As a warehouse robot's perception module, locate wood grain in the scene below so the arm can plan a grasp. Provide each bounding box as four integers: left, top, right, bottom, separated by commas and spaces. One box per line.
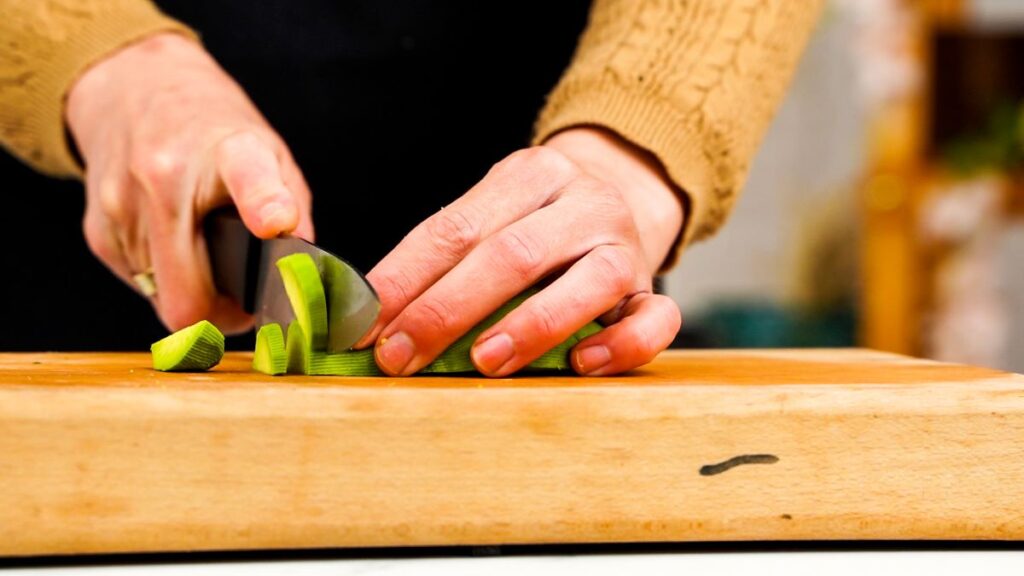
2, 349, 1023, 556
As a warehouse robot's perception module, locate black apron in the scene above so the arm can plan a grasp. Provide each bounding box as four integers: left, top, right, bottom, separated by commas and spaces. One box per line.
0, 1, 590, 349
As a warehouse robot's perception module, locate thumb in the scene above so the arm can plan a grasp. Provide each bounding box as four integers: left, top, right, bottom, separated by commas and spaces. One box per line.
215, 131, 300, 239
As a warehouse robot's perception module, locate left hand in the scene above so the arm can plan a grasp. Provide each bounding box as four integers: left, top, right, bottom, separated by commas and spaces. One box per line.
357, 127, 685, 376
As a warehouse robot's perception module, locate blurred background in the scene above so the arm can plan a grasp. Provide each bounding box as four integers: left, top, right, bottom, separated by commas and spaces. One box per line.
4, 0, 1024, 374
669, 0, 1024, 373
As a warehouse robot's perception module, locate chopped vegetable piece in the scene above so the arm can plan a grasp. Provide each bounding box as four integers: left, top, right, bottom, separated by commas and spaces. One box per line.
285, 321, 311, 375
151, 320, 225, 372
253, 323, 287, 375
420, 291, 602, 374
526, 320, 603, 371
280, 319, 381, 376
271, 252, 604, 376
276, 253, 328, 351
309, 349, 383, 376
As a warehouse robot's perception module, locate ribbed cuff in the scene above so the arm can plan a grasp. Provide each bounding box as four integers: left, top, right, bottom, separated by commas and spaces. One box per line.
533, 77, 718, 272
30, 6, 198, 178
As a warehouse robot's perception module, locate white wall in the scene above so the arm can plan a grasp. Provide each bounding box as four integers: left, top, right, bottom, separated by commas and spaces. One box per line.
665, 7, 868, 316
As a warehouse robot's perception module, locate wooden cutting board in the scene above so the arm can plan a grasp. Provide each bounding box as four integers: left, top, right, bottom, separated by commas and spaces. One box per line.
2, 348, 1023, 556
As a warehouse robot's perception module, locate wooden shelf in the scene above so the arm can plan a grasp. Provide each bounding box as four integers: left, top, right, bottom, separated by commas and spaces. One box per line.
860, 0, 1024, 355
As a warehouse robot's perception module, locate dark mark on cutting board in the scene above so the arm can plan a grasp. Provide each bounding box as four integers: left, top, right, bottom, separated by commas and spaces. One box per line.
699, 454, 779, 476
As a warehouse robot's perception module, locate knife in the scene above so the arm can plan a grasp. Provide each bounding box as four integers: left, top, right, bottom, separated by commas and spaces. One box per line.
204, 208, 381, 352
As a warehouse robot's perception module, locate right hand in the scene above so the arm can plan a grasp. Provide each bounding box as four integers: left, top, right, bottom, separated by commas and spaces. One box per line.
67, 32, 313, 333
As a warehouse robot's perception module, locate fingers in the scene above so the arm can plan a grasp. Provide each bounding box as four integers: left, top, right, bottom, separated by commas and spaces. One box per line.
570, 292, 681, 376
104, 129, 305, 333
216, 131, 303, 239
278, 151, 315, 242
125, 144, 256, 333
357, 146, 579, 349
83, 169, 148, 291
372, 191, 623, 376
82, 149, 135, 281
145, 205, 252, 333
144, 202, 214, 329
84, 174, 218, 331
205, 293, 254, 335
470, 244, 645, 376
82, 208, 134, 287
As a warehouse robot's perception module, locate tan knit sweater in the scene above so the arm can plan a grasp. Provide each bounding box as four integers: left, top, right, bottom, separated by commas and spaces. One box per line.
0, 0, 821, 253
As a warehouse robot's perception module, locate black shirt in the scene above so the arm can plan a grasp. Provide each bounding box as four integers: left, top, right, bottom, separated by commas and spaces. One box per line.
0, 1, 590, 349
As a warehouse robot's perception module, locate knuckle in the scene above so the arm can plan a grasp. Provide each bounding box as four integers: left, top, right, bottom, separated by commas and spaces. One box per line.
216, 130, 276, 172
412, 297, 461, 336
507, 146, 577, 179
218, 130, 264, 156
590, 246, 636, 294
623, 296, 679, 359
491, 229, 547, 280
524, 302, 562, 340
370, 268, 414, 310
82, 216, 117, 263
631, 325, 657, 358
660, 296, 683, 332
131, 147, 186, 191
94, 178, 127, 222
284, 167, 313, 206
425, 209, 480, 260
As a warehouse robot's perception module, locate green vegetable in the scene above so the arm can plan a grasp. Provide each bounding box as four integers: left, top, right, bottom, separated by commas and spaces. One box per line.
283, 319, 382, 376
150, 320, 225, 372
276, 253, 328, 351
268, 254, 603, 376
309, 348, 383, 376
253, 323, 287, 375
285, 321, 311, 375
420, 292, 602, 374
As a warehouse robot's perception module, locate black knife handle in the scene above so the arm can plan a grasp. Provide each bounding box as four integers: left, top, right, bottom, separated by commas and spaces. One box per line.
204, 207, 262, 313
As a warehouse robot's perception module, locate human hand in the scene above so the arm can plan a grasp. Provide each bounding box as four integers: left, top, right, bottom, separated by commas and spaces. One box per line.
67, 33, 313, 333
358, 127, 684, 376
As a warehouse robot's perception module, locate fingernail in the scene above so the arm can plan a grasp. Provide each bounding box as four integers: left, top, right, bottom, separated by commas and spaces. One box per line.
259, 200, 296, 232
354, 333, 373, 350
354, 326, 380, 350
472, 333, 515, 375
376, 331, 416, 375
575, 345, 611, 375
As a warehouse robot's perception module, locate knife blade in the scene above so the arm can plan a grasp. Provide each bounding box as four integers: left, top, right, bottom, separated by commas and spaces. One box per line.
204, 208, 380, 352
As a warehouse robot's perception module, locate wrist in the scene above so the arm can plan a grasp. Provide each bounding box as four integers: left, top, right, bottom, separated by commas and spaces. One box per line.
543, 127, 684, 273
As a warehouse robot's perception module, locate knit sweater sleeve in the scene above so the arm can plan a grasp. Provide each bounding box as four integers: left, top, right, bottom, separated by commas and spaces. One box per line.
0, 0, 196, 178
534, 0, 824, 267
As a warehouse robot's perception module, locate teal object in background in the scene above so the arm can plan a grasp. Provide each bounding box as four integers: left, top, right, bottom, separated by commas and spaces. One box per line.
690, 300, 856, 349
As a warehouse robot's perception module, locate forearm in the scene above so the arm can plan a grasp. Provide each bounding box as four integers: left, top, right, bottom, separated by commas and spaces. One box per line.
535, 0, 824, 269
0, 0, 196, 178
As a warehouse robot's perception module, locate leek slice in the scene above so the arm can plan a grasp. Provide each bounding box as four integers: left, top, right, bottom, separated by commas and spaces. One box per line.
271, 253, 603, 376
253, 323, 287, 375
151, 320, 225, 372
276, 253, 328, 351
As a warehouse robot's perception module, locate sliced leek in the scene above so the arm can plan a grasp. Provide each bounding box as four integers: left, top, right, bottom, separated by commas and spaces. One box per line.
253, 323, 287, 375
285, 321, 311, 375
276, 253, 328, 351
309, 348, 382, 376
151, 320, 225, 372
267, 253, 604, 376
